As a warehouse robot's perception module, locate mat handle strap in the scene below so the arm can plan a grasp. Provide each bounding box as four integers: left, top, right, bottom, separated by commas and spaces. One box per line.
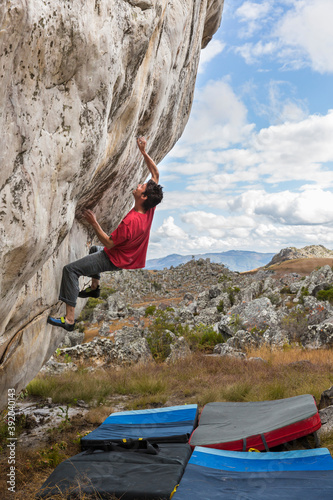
261, 433, 269, 452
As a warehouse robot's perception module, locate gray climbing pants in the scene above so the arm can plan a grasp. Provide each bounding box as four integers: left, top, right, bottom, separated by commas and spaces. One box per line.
59, 246, 120, 307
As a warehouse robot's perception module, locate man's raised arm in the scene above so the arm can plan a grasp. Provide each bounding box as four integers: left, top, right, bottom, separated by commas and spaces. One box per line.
137, 136, 159, 184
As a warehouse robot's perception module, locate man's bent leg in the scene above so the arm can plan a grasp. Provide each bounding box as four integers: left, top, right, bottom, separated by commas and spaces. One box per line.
48, 248, 119, 331
80, 246, 104, 295
59, 248, 117, 308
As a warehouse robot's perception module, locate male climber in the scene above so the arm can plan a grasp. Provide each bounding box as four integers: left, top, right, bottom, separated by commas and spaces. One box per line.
47, 136, 163, 331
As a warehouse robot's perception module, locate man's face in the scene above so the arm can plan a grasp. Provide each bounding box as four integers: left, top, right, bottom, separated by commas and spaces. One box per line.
133, 183, 147, 198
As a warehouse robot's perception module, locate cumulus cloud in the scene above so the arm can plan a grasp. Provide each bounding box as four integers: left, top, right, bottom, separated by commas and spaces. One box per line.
253, 111, 333, 184
229, 189, 333, 225
182, 211, 256, 238
155, 216, 187, 239
175, 79, 254, 151
179, 109, 333, 192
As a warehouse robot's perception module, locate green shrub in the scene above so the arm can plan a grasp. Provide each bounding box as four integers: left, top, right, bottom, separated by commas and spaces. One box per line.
229, 313, 244, 333
145, 305, 157, 317
184, 324, 224, 352
317, 288, 333, 304
216, 300, 225, 313
298, 286, 309, 304
152, 281, 162, 291
227, 286, 240, 306
146, 329, 174, 362
100, 285, 116, 300
218, 275, 232, 284
281, 309, 308, 342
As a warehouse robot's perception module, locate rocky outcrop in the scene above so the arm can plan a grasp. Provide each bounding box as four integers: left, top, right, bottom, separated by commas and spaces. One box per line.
0, 0, 224, 408
267, 245, 333, 267
58, 327, 153, 366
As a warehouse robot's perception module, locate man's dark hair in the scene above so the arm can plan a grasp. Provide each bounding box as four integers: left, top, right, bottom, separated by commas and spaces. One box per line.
143, 179, 163, 210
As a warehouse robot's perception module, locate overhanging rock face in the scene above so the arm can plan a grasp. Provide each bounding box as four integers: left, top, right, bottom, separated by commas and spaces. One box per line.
0, 0, 224, 407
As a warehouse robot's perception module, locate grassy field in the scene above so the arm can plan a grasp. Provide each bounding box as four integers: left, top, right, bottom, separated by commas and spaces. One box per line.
1, 347, 333, 499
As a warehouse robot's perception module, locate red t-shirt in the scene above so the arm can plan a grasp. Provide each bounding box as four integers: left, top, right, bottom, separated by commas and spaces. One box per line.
104, 207, 155, 269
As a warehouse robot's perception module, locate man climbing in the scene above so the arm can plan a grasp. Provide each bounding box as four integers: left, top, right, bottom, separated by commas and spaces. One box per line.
47, 136, 163, 331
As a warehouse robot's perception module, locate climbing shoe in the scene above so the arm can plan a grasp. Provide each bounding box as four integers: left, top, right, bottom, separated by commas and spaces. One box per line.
47, 316, 75, 332
78, 286, 100, 298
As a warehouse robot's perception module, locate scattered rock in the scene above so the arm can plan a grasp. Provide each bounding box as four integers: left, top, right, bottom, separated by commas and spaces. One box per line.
213, 343, 246, 359
14, 402, 89, 448
166, 337, 191, 363
247, 357, 267, 363
319, 386, 333, 410
40, 357, 78, 374
318, 405, 333, 435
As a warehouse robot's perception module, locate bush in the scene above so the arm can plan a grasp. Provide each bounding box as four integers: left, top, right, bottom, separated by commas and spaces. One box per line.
298, 286, 309, 304
281, 309, 308, 342
152, 281, 162, 291
100, 285, 116, 300
146, 329, 174, 362
317, 288, 333, 304
145, 305, 157, 317
216, 300, 225, 313
227, 286, 240, 306
184, 324, 224, 352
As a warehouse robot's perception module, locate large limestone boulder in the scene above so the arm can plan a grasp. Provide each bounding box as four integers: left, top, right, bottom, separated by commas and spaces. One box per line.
0, 0, 224, 408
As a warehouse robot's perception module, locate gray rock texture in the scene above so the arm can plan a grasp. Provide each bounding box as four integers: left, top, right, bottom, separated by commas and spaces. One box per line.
319, 385, 333, 410
58, 327, 153, 366
0, 0, 224, 408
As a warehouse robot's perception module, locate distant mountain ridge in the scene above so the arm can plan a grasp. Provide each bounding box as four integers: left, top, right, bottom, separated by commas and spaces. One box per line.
145, 250, 276, 272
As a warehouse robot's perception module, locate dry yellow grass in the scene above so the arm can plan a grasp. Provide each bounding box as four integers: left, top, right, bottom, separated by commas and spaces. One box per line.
247, 344, 333, 366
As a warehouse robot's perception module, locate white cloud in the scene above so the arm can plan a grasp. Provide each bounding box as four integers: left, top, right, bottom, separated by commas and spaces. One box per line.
229, 189, 333, 225
253, 111, 333, 184
235, 1, 274, 37
198, 40, 225, 74
255, 80, 309, 125
234, 0, 333, 74
174, 79, 254, 152
182, 211, 256, 238
235, 41, 277, 64
276, 0, 333, 73
163, 161, 218, 176
155, 216, 187, 239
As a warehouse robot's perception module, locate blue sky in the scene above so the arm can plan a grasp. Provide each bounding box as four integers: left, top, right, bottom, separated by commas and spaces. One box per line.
147, 0, 333, 260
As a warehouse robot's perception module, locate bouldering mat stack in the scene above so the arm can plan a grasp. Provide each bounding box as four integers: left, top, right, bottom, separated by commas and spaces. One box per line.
172, 446, 333, 500
81, 404, 199, 450
189, 395, 321, 451
37, 404, 198, 499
